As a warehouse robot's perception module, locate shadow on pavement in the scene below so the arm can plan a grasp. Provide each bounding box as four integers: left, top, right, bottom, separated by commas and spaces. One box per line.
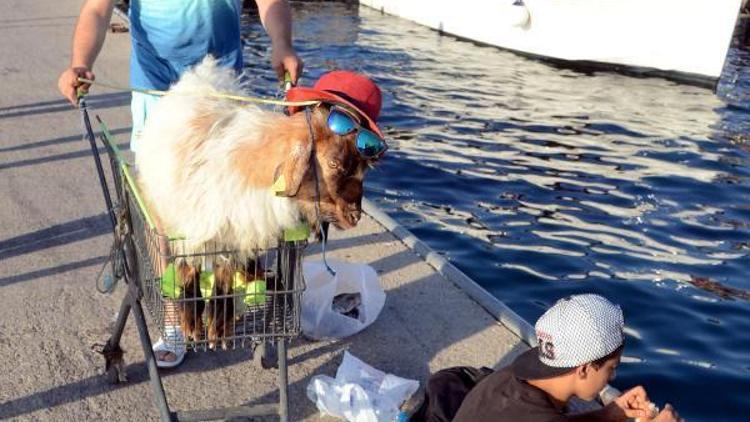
0, 92, 130, 120
0, 255, 107, 287
0, 127, 131, 154
0, 214, 110, 262
0, 142, 130, 171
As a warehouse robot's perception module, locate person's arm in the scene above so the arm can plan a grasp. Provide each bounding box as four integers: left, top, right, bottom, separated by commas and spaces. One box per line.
57, 0, 116, 105
255, 0, 303, 84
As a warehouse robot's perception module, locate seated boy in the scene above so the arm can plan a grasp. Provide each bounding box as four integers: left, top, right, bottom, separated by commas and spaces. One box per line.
417, 294, 682, 422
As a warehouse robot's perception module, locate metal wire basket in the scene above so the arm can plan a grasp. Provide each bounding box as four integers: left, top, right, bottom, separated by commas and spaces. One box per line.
109, 132, 306, 353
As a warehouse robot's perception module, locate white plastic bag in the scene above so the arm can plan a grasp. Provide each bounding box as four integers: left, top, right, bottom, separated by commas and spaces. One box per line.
306, 351, 419, 422
302, 258, 386, 340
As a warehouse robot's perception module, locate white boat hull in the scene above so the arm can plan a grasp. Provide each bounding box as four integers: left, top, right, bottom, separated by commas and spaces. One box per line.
360, 0, 742, 83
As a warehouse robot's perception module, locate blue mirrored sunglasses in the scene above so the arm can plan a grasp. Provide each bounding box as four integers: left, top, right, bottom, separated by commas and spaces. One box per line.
326, 106, 388, 159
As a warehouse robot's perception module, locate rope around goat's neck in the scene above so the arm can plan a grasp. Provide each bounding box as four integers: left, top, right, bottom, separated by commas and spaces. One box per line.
305, 108, 336, 276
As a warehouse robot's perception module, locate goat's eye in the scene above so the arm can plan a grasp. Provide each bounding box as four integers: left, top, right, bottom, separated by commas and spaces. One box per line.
328, 159, 341, 170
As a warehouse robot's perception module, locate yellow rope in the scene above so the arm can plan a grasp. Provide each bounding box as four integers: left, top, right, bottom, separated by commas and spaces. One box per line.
76, 77, 320, 107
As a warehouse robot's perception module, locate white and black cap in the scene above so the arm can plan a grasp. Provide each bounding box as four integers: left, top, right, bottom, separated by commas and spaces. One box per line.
512, 294, 625, 380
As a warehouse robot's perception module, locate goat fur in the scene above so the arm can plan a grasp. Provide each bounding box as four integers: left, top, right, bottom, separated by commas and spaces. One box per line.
136, 57, 308, 254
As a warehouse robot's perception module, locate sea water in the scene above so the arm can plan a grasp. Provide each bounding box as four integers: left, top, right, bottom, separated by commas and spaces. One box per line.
242, 4, 750, 420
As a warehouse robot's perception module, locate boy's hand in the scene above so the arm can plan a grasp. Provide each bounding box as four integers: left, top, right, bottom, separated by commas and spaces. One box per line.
612, 386, 653, 419
58, 66, 95, 105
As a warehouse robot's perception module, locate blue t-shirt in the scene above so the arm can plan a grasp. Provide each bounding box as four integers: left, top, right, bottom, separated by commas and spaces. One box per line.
129, 0, 243, 90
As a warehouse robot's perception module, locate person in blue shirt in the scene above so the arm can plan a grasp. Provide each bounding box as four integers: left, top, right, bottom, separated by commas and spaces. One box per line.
57, 0, 303, 368
57, 0, 303, 152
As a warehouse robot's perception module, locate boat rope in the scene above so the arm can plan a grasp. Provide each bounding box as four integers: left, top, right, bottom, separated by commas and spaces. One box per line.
76, 77, 321, 107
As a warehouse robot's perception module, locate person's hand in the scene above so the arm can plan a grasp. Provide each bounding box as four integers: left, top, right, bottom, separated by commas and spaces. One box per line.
58, 66, 95, 105
611, 386, 654, 420
652, 404, 683, 422
271, 45, 303, 86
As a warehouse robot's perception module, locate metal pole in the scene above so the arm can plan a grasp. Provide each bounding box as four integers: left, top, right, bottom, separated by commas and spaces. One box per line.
131, 298, 174, 421
278, 339, 289, 422
108, 294, 132, 346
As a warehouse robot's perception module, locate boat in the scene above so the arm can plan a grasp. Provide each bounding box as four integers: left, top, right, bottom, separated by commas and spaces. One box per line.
359, 0, 744, 87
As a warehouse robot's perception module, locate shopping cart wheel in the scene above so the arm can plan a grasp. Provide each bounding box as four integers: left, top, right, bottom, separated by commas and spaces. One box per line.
254, 341, 278, 369
105, 360, 127, 384
93, 342, 128, 384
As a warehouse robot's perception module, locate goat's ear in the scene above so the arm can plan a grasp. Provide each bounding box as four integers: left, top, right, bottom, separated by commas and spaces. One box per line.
272, 137, 312, 197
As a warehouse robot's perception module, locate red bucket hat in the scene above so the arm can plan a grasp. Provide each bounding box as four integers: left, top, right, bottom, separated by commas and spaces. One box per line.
286, 71, 384, 138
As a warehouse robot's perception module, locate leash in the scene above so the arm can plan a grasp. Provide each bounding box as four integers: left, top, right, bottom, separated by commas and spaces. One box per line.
76, 77, 320, 107
305, 107, 336, 276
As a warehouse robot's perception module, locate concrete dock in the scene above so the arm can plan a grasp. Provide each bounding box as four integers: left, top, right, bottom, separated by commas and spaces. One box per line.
0, 1, 530, 420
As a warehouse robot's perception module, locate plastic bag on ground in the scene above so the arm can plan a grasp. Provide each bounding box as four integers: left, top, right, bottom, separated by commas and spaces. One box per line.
307, 351, 420, 422
302, 258, 386, 340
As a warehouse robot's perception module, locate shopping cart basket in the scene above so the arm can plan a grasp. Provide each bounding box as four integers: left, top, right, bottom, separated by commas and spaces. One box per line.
80, 101, 307, 421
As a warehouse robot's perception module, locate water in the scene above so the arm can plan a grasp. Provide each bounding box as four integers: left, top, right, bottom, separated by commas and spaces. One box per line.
242, 4, 750, 420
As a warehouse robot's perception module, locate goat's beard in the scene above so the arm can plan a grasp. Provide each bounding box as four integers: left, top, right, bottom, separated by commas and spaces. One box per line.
293, 170, 363, 232
296, 200, 334, 236
296, 198, 360, 232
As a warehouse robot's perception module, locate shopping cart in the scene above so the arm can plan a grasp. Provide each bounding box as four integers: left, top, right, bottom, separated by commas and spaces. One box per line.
80, 100, 307, 421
